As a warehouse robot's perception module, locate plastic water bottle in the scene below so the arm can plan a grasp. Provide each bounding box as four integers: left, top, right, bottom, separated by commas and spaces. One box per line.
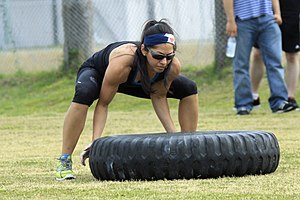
226, 37, 236, 58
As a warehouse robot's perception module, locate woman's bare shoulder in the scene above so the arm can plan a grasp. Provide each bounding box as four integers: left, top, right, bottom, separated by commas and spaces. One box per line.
169, 57, 181, 75
109, 43, 137, 61
106, 43, 138, 84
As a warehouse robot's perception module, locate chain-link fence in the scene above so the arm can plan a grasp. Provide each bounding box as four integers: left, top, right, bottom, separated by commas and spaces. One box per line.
0, 0, 227, 74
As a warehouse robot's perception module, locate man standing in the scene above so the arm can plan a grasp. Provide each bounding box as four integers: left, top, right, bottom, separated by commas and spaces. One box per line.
250, 0, 300, 110
223, 0, 297, 115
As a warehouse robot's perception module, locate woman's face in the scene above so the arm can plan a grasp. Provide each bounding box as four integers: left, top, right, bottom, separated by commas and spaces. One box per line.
144, 43, 175, 73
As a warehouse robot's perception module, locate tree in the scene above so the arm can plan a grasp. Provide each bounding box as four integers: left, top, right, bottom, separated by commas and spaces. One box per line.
214, 0, 230, 70
62, 0, 93, 72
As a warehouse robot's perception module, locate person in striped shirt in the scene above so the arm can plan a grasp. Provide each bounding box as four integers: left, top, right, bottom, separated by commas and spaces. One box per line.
223, 0, 297, 115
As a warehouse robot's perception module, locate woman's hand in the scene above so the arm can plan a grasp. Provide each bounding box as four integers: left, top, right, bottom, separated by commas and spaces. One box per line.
80, 143, 92, 166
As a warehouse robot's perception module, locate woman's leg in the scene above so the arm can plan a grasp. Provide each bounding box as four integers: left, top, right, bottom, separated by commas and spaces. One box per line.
62, 102, 89, 154
56, 68, 101, 180
178, 94, 198, 132
167, 75, 198, 132
61, 68, 100, 154
56, 102, 88, 180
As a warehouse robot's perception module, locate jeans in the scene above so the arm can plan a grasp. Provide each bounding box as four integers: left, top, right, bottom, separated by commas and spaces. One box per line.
233, 14, 288, 112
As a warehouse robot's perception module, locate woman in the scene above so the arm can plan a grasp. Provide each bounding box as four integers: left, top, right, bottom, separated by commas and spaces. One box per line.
55, 19, 199, 180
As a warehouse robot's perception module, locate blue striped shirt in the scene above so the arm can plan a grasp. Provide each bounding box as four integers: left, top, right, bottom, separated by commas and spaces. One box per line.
234, 0, 274, 20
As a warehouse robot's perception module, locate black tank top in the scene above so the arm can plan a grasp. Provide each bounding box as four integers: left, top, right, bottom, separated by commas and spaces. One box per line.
80, 41, 166, 87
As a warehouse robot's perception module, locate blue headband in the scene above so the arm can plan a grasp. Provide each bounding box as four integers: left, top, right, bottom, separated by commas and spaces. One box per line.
144, 33, 176, 46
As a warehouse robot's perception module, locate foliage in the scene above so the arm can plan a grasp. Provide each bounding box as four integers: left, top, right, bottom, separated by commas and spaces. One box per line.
0, 64, 231, 116
0, 69, 74, 115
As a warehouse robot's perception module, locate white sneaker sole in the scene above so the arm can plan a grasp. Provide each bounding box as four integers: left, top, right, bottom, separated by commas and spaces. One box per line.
56, 174, 76, 181
273, 106, 294, 113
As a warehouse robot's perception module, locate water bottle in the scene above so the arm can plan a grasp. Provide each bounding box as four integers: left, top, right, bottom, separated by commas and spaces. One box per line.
226, 37, 236, 58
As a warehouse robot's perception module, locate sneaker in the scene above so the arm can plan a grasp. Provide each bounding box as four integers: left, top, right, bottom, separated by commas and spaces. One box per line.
288, 97, 299, 110
237, 108, 250, 115
55, 155, 76, 180
253, 97, 261, 108
272, 101, 297, 113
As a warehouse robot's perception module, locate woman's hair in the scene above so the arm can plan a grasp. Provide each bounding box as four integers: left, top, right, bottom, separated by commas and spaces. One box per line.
133, 19, 177, 95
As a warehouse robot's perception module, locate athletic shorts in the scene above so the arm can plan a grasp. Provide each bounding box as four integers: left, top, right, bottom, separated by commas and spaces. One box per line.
72, 67, 198, 106
253, 14, 300, 52
280, 14, 300, 53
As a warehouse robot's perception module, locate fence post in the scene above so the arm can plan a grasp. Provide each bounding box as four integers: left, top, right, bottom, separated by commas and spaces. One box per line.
3, 0, 14, 50
147, 0, 155, 19
62, 0, 93, 72
52, 0, 58, 45
214, 0, 229, 70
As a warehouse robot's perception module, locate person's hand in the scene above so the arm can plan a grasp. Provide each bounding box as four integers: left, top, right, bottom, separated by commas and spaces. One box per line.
225, 20, 238, 37
274, 14, 282, 25
80, 143, 92, 166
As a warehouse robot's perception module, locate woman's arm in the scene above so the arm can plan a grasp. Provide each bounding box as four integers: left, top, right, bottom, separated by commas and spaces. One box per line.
92, 50, 133, 140
80, 51, 133, 166
150, 58, 180, 133
92, 69, 119, 140
151, 82, 176, 132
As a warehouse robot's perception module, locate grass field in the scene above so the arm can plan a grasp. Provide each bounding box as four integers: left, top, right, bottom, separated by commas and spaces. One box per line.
0, 66, 299, 199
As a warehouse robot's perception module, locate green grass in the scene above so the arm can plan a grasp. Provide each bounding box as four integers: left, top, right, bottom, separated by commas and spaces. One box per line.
0, 65, 299, 199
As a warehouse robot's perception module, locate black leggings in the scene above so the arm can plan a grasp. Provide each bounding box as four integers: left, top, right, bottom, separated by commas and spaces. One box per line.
72, 68, 198, 106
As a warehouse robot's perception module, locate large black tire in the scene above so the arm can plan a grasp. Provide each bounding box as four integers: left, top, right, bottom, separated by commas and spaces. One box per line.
89, 131, 280, 181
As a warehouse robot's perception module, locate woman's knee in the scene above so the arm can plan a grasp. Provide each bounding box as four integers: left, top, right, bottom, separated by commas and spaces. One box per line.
73, 82, 99, 106
73, 68, 101, 106
179, 78, 198, 99
169, 76, 198, 99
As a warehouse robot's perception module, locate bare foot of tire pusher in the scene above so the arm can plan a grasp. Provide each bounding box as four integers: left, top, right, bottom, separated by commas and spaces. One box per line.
89, 131, 280, 181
